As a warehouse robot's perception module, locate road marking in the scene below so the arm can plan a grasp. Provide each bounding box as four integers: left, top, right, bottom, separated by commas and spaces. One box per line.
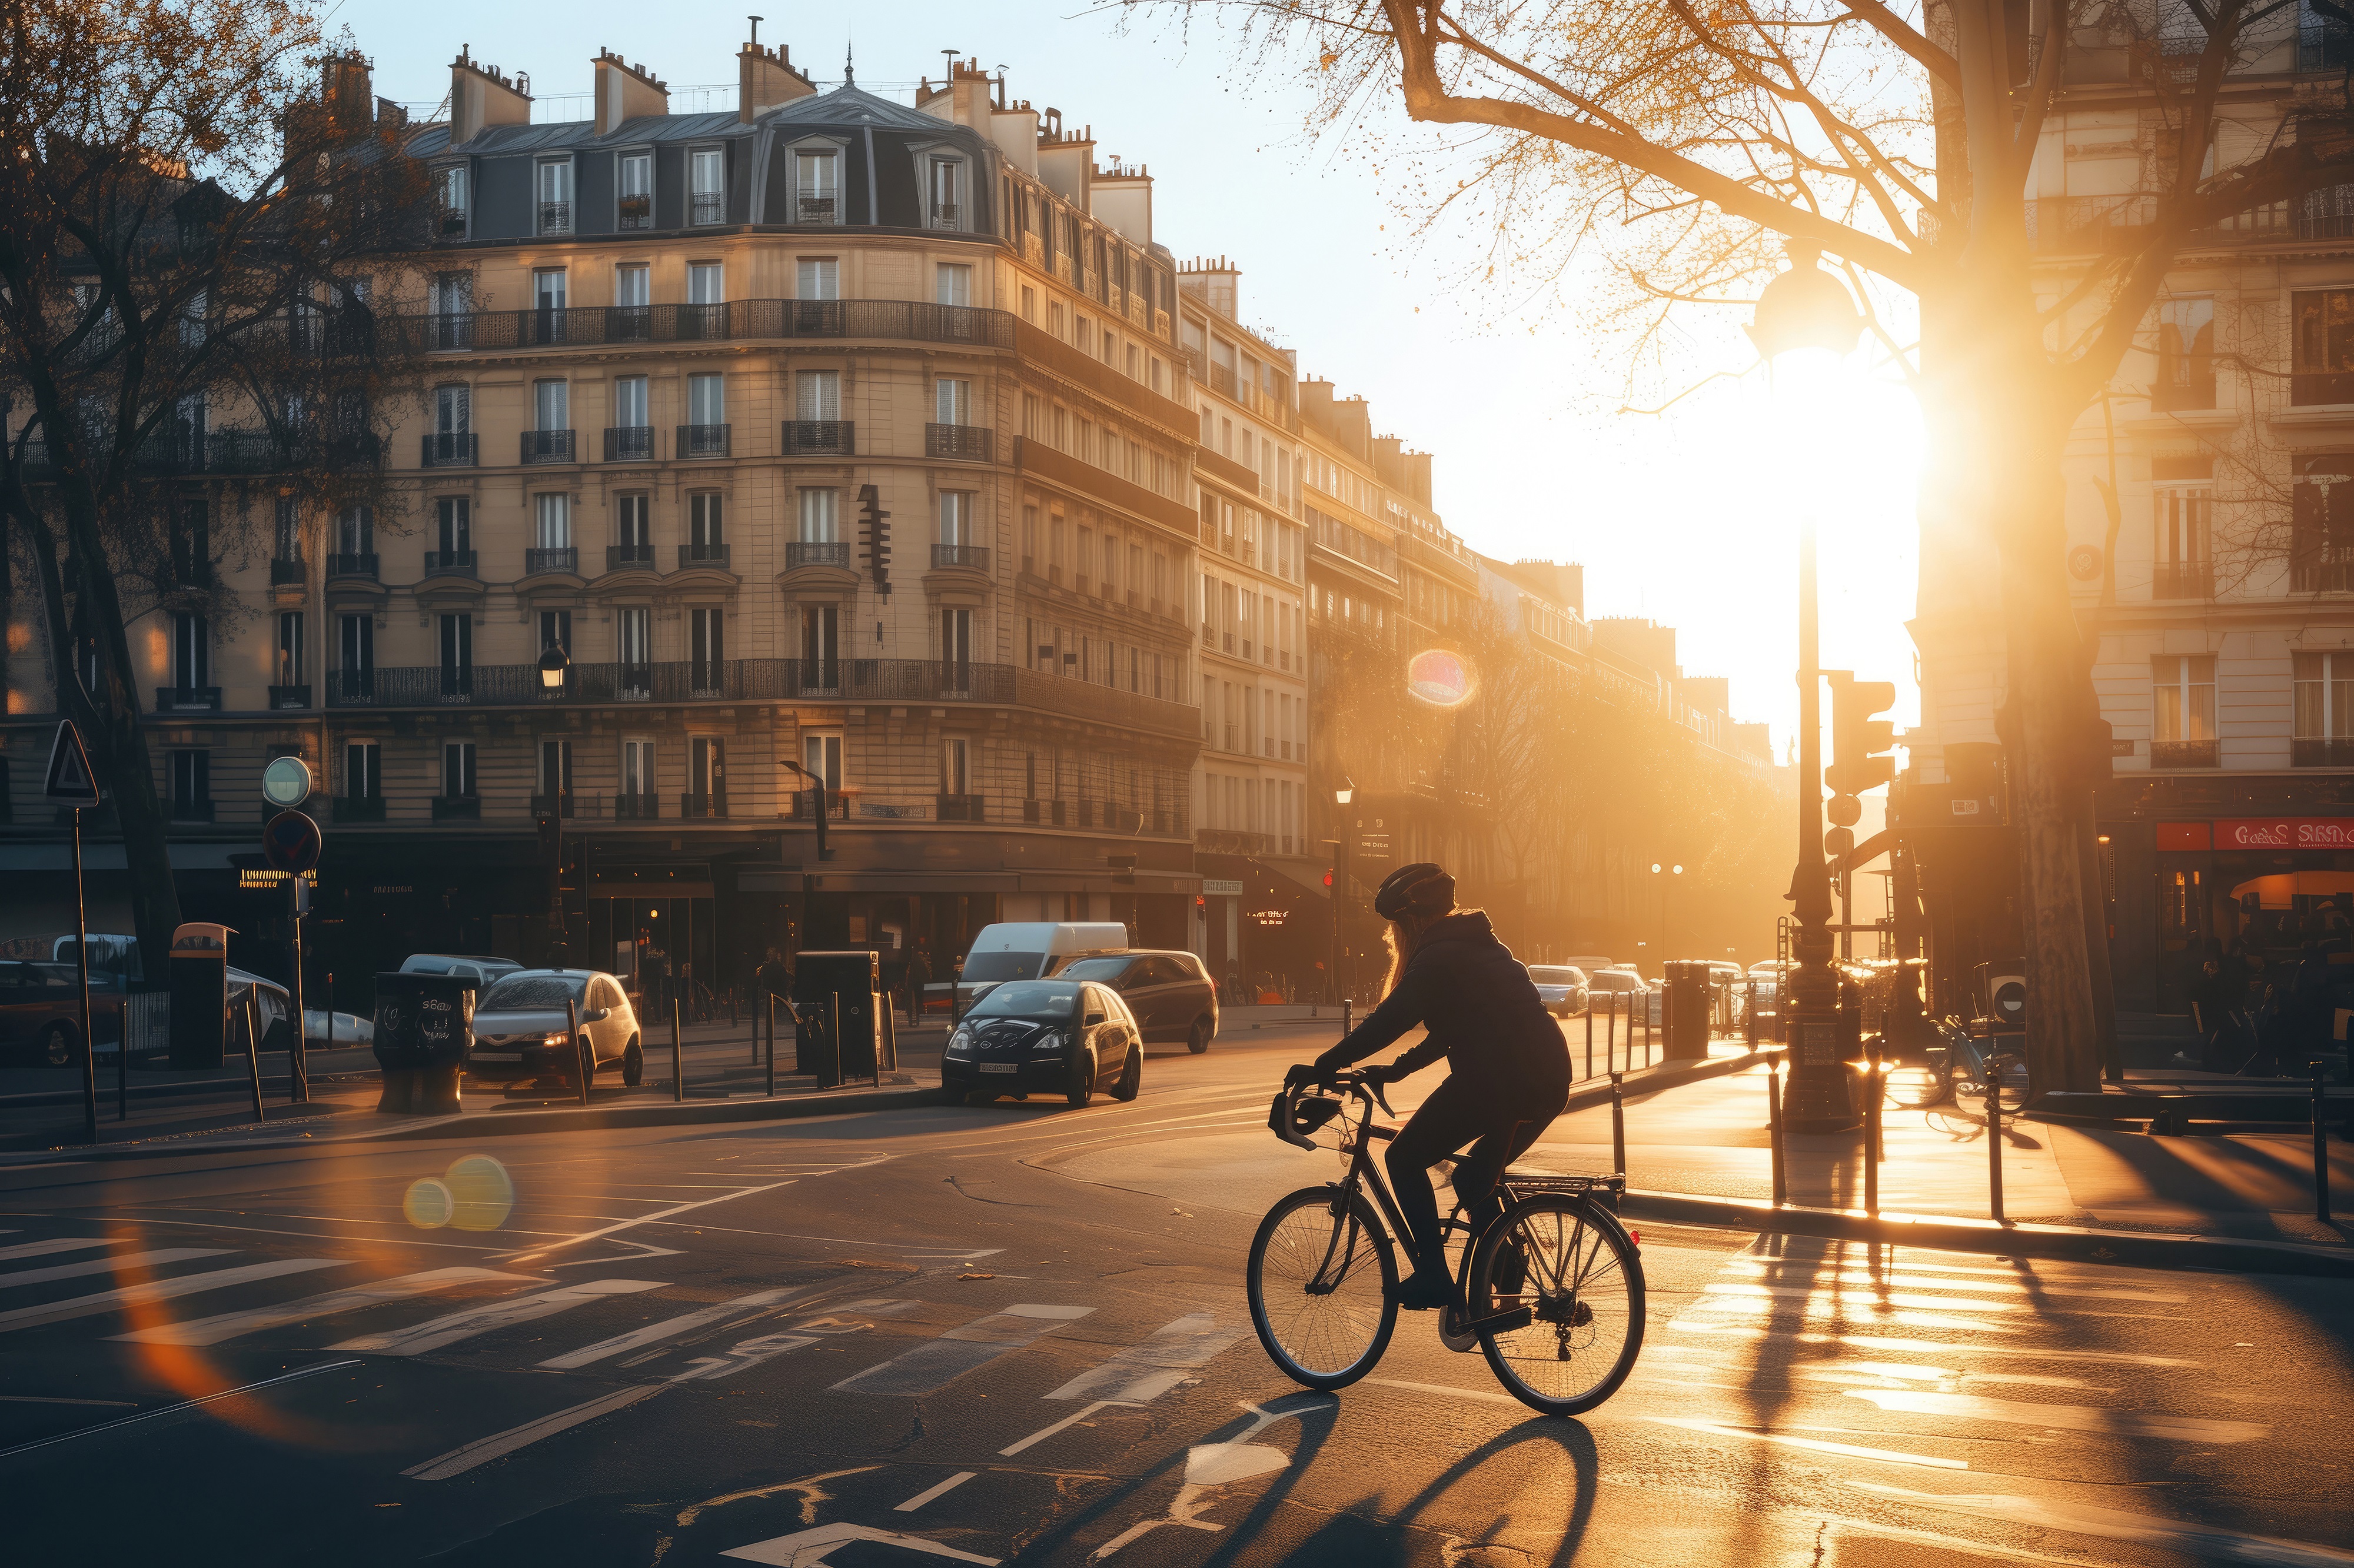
0, 1360, 359, 1460
999, 1399, 1138, 1456
668, 1333, 820, 1381
833, 1304, 1095, 1398
1842, 1387, 2269, 1443
401, 1384, 666, 1481
1087, 1398, 1331, 1562
894, 1471, 979, 1512
1700, 1281, 2023, 1313
1847, 1482, 2354, 1566
333, 1279, 664, 1355
0, 1257, 346, 1333
1364, 1377, 1530, 1410
538, 1283, 829, 1369
0, 1247, 232, 1289
0, 1237, 111, 1263
1645, 1416, 1969, 1469
500, 1181, 799, 1265
1046, 1313, 1244, 1403
1727, 1263, 2186, 1304
111, 1267, 543, 1346
722, 1522, 999, 1565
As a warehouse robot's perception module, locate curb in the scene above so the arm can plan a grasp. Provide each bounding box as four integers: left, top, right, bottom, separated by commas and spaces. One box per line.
1562, 1047, 1768, 1114
1618, 1189, 2354, 1279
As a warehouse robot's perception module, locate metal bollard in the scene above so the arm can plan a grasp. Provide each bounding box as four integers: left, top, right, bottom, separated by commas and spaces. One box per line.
1865, 1040, 1883, 1217
764, 996, 776, 1097
243, 991, 267, 1124
1766, 1049, 1787, 1206
1610, 1069, 1627, 1177
1584, 1003, 1594, 1080
2317, 1060, 2334, 1226
1987, 1053, 2006, 1226
1607, 995, 1618, 1074
1342, 998, 1352, 1038
569, 996, 590, 1107
671, 999, 684, 1103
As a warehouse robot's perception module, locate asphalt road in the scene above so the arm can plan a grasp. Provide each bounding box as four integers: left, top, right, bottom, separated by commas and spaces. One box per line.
2, 1024, 2349, 1566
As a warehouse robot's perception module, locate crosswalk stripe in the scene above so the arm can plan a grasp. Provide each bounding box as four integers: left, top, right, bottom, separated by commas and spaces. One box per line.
1842, 1387, 2270, 1444
0, 1238, 111, 1263
109, 1268, 544, 1346
1045, 1313, 1245, 1403
538, 1282, 824, 1369
401, 1384, 666, 1481
331, 1279, 665, 1356
0, 1248, 232, 1290
0, 1259, 346, 1334
833, 1304, 1094, 1397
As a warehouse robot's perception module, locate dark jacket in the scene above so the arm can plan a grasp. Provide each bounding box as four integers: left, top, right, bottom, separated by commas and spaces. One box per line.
1313, 911, 1568, 1092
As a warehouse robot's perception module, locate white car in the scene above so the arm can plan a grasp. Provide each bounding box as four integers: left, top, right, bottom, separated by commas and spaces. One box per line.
464, 969, 643, 1086
1525, 965, 1590, 1017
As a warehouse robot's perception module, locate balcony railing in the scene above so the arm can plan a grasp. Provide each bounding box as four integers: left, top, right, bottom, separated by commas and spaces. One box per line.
421, 432, 477, 467
680, 541, 731, 569
423, 548, 477, 578
387, 299, 1016, 357
929, 201, 959, 231
538, 200, 572, 235
782, 420, 853, 455
332, 795, 385, 823
521, 429, 576, 464
431, 795, 481, 821
326, 551, 378, 580
937, 794, 985, 821
2150, 738, 2220, 769
681, 790, 729, 819
524, 547, 579, 577
2305, 21, 2354, 72
926, 424, 992, 461
931, 544, 990, 572
795, 195, 836, 224
790, 791, 852, 821
2153, 561, 2211, 600
529, 792, 576, 820
155, 687, 221, 712
2294, 737, 2354, 768
786, 540, 849, 570
690, 191, 724, 225
270, 557, 305, 585
617, 195, 651, 231
2293, 557, 2354, 592
604, 425, 653, 462
607, 543, 657, 572
169, 798, 217, 823
677, 422, 731, 458
270, 684, 311, 710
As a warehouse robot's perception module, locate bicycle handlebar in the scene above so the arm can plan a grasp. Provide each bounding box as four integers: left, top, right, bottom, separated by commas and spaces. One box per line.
1274, 1068, 1393, 1150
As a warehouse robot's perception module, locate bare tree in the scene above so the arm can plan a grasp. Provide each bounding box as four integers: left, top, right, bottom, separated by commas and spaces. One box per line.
1, 0, 427, 971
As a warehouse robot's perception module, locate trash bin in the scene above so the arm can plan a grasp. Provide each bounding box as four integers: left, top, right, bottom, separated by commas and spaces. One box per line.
371, 970, 473, 1114
793, 950, 883, 1088
1662, 960, 1711, 1061
168, 923, 234, 1069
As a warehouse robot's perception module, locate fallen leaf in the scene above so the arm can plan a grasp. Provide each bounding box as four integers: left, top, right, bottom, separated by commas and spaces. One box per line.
959, 1271, 996, 1281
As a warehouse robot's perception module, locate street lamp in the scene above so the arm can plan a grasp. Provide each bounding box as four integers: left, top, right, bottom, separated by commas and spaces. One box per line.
537, 639, 570, 693
1329, 778, 1356, 1006
1650, 862, 1683, 975
1752, 239, 1864, 1133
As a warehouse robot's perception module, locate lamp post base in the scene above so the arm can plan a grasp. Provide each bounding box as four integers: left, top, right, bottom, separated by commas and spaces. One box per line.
1781, 1007, 1861, 1133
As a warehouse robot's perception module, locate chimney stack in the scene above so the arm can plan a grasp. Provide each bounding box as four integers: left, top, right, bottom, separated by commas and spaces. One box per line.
739, 39, 814, 119
449, 48, 531, 145
593, 49, 668, 135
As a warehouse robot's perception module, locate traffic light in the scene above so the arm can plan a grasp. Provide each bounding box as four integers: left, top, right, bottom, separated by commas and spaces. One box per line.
857, 483, 892, 595
1825, 671, 1899, 828
1108, 854, 1136, 887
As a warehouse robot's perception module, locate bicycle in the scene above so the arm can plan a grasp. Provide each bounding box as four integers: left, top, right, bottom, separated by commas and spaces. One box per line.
1248, 1070, 1645, 1417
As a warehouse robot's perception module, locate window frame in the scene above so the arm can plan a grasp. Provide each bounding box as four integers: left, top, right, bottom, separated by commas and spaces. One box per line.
615, 148, 654, 231
784, 136, 850, 227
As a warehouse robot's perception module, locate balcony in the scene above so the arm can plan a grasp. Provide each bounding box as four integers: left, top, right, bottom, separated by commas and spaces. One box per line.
677, 422, 731, 458
2149, 377, 2216, 414
2293, 558, 2354, 593
332, 795, 385, 823
607, 543, 657, 573
795, 195, 837, 224
618, 194, 651, 231
786, 541, 850, 570
782, 420, 853, 456
538, 200, 571, 235
329, 668, 375, 703
614, 791, 660, 820
929, 201, 959, 231
930, 544, 990, 572
2150, 739, 2220, 769
679, 541, 731, 569
936, 793, 985, 822
528, 792, 576, 820
690, 191, 724, 226
521, 430, 576, 465
421, 432, 477, 468
431, 795, 481, 821
422, 548, 477, 578
524, 547, 580, 578
2293, 372, 2354, 408
1023, 799, 1066, 825
389, 299, 1016, 357
681, 790, 729, 820
169, 798, 216, 823
790, 791, 850, 820
438, 209, 468, 240
270, 684, 311, 710
154, 687, 221, 712
926, 424, 992, 462
604, 425, 653, 462
2294, 737, 2354, 768
2153, 561, 2211, 600
270, 557, 305, 585
677, 304, 730, 341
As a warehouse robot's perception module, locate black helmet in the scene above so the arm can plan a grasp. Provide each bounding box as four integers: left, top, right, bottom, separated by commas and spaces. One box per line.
1374, 862, 1455, 921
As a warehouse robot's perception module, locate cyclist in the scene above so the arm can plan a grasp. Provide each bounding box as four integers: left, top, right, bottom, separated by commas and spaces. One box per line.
1286, 861, 1570, 1310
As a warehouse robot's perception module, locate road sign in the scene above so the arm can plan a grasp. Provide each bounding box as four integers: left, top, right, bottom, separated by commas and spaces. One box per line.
262, 810, 323, 875
261, 755, 312, 808
43, 720, 99, 805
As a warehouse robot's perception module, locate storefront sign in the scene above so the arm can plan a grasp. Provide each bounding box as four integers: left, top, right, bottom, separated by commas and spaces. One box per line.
238, 869, 318, 888
2213, 818, 2354, 849
1202, 878, 1244, 896
2156, 822, 2212, 851
1246, 907, 1290, 927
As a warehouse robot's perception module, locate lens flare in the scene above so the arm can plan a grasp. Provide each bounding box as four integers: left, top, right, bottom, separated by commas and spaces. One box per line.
1407, 648, 1477, 709
403, 1177, 454, 1229
444, 1154, 515, 1231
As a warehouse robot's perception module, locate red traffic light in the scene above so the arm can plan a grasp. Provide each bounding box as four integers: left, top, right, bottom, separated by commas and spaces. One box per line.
1323, 870, 1334, 887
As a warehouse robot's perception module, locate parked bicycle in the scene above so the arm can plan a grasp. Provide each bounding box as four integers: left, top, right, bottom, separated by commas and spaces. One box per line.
1249, 1070, 1645, 1417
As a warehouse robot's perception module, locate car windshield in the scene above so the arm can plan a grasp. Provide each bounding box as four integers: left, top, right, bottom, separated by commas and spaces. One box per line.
1527, 967, 1580, 984
967, 981, 1079, 1019
1057, 957, 1131, 981
962, 950, 1046, 983
480, 974, 589, 1010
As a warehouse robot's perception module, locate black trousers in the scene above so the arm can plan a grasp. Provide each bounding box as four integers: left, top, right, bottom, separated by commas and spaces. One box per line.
1384, 1073, 1568, 1279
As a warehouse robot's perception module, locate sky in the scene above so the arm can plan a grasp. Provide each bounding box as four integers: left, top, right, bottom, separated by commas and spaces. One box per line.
329, 0, 1927, 751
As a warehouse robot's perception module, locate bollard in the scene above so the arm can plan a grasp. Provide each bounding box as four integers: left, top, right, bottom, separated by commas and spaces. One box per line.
1584, 1003, 1594, 1080
243, 991, 267, 1124
569, 996, 589, 1107
1610, 1069, 1627, 1177
1342, 998, 1352, 1038
1607, 995, 1618, 1074
828, 992, 843, 1090
1865, 1038, 1883, 1217
1987, 1053, 2007, 1226
1766, 1049, 1787, 1207
671, 999, 684, 1103
2318, 1060, 2334, 1227
765, 996, 777, 1096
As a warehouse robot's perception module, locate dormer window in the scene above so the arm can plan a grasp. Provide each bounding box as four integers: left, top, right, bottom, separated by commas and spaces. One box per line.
927, 157, 962, 231
796, 148, 839, 225
435, 166, 468, 240
690, 148, 724, 225
617, 152, 652, 230
536, 159, 573, 235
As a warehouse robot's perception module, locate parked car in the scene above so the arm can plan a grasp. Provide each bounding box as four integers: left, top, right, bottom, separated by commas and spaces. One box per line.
400, 953, 525, 992
1525, 964, 1590, 1017
464, 969, 644, 1085
941, 978, 1144, 1107
1055, 950, 1220, 1052
302, 1008, 374, 1048
0, 960, 122, 1066
1562, 954, 1615, 978
955, 921, 1129, 1010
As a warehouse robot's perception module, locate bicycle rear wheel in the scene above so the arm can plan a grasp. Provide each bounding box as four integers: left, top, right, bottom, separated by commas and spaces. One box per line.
1469, 1194, 1644, 1416
1248, 1184, 1399, 1391
1881, 1057, 1950, 1110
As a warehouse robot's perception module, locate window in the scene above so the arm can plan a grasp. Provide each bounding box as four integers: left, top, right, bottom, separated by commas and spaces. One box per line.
539, 739, 573, 801
435, 165, 468, 234
275, 612, 302, 690
618, 492, 650, 550
614, 262, 649, 310
688, 262, 724, 305
2156, 486, 2210, 598
927, 155, 962, 228
941, 736, 970, 795
939, 491, 973, 545
344, 741, 380, 800
534, 268, 567, 313
936, 263, 972, 307
802, 603, 840, 673
796, 149, 839, 224
443, 741, 477, 800
2296, 653, 2354, 763
536, 493, 571, 549
439, 612, 473, 697
690, 492, 724, 558
936, 377, 972, 425
614, 374, 649, 428
172, 612, 208, 694
797, 258, 839, 300
797, 369, 840, 421
2294, 454, 2354, 591
803, 730, 843, 791
689, 372, 725, 425
799, 488, 839, 542
2155, 298, 2215, 411
619, 607, 651, 674
620, 738, 655, 806
338, 614, 373, 695
2152, 655, 2217, 763
690, 148, 724, 224
433, 384, 469, 442
690, 608, 724, 688
617, 152, 652, 229
537, 159, 573, 232
539, 609, 571, 655
170, 750, 210, 817
430, 271, 473, 317
534, 379, 569, 433
435, 496, 470, 560
942, 606, 972, 668
691, 736, 726, 804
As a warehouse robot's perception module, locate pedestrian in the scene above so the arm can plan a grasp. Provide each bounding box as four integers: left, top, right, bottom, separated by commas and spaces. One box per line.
646, 944, 672, 1018
2188, 940, 2232, 1071
905, 945, 932, 1024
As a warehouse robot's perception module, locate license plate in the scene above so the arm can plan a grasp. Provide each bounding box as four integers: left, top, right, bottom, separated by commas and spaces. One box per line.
977, 1062, 1019, 1074
470, 1051, 521, 1061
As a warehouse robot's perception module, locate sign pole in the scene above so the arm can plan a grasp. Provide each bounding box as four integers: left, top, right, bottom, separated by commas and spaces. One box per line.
287, 879, 308, 1103
72, 806, 97, 1143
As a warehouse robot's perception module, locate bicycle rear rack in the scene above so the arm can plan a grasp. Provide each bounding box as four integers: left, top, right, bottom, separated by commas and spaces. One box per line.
1499, 1171, 1625, 1211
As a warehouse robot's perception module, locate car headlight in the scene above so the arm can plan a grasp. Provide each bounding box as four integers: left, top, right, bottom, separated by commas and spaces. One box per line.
540, 1031, 572, 1047
945, 1030, 972, 1057
1034, 1030, 1065, 1054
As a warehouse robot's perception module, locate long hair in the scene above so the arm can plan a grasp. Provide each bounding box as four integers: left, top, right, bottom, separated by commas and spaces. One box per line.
1382, 904, 1477, 1000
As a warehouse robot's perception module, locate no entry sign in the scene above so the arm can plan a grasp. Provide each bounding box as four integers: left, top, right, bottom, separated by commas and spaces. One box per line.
262, 810, 323, 875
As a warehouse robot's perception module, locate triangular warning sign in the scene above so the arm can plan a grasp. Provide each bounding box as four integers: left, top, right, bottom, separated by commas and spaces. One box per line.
44, 720, 100, 805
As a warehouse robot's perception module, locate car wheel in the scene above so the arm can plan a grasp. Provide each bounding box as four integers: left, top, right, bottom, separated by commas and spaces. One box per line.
1066, 1051, 1095, 1108
621, 1037, 643, 1087
1187, 1018, 1210, 1055
1114, 1045, 1141, 1101
41, 1022, 75, 1068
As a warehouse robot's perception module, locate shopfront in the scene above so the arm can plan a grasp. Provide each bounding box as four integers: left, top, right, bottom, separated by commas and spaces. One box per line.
2143, 815, 2354, 1010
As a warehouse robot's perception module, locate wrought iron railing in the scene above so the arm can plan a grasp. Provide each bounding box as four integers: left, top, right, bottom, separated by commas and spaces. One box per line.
782, 420, 853, 455
386, 300, 1015, 355
2150, 739, 2219, 768
926, 424, 992, 461
680, 541, 730, 568
421, 432, 477, 467
423, 548, 477, 577
521, 429, 576, 464
607, 543, 656, 572
786, 541, 849, 569
154, 687, 221, 712
524, 547, 579, 577
604, 425, 653, 462
2153, 561, 2211, 600
931, 544, 990, 571
690, 192, 724, 225
270, 557, 305, 585
678, 422, 731, 458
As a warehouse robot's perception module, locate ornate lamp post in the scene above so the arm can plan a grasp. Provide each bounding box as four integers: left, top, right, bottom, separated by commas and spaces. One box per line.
1330, 778, 1355, 1006
1750, 241, 1864, 1133
536, 640, 572, 967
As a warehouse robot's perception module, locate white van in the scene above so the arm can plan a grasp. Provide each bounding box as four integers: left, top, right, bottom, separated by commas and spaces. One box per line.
956, 922, 1129, 1009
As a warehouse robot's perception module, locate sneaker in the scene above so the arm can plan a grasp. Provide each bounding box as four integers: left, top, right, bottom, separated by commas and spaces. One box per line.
1391, 1271, 1452, 1311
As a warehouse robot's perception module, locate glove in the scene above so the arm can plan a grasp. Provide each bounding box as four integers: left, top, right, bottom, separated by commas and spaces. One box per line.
1361, 1061, 1405, 1087
1282, 1063, 1319, 1091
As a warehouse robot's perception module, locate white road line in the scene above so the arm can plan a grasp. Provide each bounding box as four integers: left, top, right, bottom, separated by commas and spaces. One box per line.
0, 1258, 347, 1334
500, 1182, 799, 1264
667, 1333, 820, 1381
0, 1247, 232, 1290
333, 1279, 665, 1355
895, 1472, 979, 1512
1364, 1377, 1528, 1410
1645, 1416, 1969, 1469
111, 1267, 544, 1346
1843, 1387, 2270, 1443
834, 1304, 1096, 1398
1700, 1281, 2023, 1313
999, 1400, 1136, 1456
1046, 1313, 1244, 1403
723, 1523, 999, 1565
538, 1282, 827, 1369
0, 1360, 359, 1460
401, 1384, 666, 1481
0, 1237, 109, 1263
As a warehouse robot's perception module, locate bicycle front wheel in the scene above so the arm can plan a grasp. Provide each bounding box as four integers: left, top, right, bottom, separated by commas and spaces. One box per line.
1248, 1184, 1399, 1391
1471, 1194, 1645, 1416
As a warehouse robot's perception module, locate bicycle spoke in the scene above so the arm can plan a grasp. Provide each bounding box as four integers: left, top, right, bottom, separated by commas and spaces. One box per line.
1475, 1196, 1643, 1413
1252, 1191, 1393, 1384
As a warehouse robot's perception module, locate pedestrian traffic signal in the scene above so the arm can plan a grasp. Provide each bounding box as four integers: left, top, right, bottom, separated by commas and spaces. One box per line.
1825, 673, 1899, 814
857, 483, 891, 595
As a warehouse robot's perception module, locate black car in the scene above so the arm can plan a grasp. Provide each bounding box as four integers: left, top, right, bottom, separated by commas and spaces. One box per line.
941, 979, 1144, 1107
1054, 950, 1220, 1053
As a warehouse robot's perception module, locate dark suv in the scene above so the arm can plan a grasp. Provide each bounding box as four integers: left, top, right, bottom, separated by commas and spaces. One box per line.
1054, 949, 1220, 1054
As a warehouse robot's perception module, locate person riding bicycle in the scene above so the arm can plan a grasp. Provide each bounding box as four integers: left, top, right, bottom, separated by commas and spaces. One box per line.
1286, 861, 1570, 1311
